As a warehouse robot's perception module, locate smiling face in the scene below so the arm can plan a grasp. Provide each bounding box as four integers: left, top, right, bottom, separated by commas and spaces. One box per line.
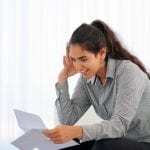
69, 44, 106, 79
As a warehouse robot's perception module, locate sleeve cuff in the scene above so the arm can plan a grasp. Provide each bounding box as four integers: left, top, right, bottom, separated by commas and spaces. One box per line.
79, 124, 99, 143
55, 81, 69, 98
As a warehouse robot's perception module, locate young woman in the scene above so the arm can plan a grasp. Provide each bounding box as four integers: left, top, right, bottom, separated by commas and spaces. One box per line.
43, 20, 150, 150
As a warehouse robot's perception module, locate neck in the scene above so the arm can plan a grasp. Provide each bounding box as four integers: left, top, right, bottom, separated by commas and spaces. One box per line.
97, 65, 107, 78
96, 64, 107, 84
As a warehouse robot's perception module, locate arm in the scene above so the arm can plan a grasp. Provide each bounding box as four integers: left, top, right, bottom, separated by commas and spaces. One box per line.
55, 46, 91, 125
80, 63, 147, 142
43, 47, 91, 144
55, 76, 91, 125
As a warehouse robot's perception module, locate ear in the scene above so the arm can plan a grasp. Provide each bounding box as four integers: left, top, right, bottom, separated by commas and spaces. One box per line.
97, 47, 107, 60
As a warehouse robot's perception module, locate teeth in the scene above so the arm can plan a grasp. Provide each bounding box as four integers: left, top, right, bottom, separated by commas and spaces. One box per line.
80, 69, 88, 73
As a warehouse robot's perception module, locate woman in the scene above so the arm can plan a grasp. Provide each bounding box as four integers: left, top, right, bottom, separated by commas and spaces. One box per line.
43, 20, 150, 150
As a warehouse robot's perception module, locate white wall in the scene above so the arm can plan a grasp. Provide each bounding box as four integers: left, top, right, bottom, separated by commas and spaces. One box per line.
0, 0, 150, 149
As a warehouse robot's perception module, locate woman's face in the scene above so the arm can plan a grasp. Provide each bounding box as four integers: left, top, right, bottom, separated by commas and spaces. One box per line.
69, 44, 106, 79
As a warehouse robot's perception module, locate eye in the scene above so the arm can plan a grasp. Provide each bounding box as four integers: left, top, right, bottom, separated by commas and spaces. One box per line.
81, 59, 88, 62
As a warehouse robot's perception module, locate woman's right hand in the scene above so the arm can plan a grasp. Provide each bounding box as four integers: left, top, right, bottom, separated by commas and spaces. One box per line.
58, 45, 77, 84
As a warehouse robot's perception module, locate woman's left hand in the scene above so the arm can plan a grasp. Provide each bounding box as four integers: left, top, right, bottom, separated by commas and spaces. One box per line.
43, 125, 83, 144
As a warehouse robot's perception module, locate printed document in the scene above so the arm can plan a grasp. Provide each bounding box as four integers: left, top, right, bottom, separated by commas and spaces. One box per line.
11, 109, 79, 150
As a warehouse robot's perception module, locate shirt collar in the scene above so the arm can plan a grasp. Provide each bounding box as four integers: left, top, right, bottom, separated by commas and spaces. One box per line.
106, 58, 116, 79
86, 75, 97, 84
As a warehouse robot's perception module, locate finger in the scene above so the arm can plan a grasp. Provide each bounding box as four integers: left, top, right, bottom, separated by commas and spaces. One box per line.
53, 140, 64, 144
43, 129, 57, 136
66, 43, 70, 57
43, 130, 49, 136
51, 139, 63, 144
43, 133, 59, 139
52, 137, 65, 144
64, 56, 71, 65
50, 135, 62, 142
48, 133, 60, 139
43, 129, 52, 135
63, 56, 67, 66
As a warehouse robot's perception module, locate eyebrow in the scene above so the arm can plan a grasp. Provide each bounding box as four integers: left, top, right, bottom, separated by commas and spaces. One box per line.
70, 56, 87, 60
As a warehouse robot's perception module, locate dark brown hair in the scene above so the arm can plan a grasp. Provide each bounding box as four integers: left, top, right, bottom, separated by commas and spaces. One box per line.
69, 19, 150, 79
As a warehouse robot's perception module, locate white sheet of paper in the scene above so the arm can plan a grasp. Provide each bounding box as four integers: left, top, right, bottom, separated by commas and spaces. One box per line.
14, 109, 46, 132
12, 109, 79, 150
12, 129, 78, 150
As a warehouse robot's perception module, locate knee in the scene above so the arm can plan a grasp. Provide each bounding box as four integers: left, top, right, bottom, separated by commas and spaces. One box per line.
92, 138, 141, 150
92, 138, 112, 150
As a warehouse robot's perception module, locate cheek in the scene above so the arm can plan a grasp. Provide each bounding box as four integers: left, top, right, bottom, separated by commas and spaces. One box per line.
88, 62, 100, 71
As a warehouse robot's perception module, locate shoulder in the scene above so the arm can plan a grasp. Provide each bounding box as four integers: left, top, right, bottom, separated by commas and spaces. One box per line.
107, 58, 148, 81
115, 59, 148, 80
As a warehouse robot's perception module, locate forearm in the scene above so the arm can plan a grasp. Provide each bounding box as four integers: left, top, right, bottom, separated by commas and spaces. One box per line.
58, 71, 68, 85
55, 81, 84, 125
55, 77, 91, 125
80, 114, 128, 142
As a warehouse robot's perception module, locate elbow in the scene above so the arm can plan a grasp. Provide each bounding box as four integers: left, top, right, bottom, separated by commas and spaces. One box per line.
113, 119, 129, 137
59, 113, 78, 125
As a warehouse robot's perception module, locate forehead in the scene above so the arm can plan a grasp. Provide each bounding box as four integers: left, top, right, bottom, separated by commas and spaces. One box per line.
69, 44, 93, 57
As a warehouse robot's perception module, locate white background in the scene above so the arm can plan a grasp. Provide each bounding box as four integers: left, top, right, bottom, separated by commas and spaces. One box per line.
0, 0, 150, 149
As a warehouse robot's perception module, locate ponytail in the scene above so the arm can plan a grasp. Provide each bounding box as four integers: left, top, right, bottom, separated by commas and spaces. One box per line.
91, 20, 150, 79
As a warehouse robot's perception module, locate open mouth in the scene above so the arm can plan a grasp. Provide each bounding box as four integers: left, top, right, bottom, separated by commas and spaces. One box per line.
80, 69, 89, 76
80, 69, 88, 73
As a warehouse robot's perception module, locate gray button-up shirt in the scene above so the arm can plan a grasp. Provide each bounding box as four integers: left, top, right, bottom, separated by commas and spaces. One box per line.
55, 58, 150, 143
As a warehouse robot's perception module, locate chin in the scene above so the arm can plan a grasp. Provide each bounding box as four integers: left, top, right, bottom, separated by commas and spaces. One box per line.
82, 74, 94, 79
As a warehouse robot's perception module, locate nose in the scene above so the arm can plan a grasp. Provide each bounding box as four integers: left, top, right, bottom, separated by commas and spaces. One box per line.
73, 60, 83, 71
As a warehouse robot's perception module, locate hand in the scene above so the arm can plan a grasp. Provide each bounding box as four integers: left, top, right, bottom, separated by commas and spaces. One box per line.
58, 45, 77, 84
43, 125, 83, 144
